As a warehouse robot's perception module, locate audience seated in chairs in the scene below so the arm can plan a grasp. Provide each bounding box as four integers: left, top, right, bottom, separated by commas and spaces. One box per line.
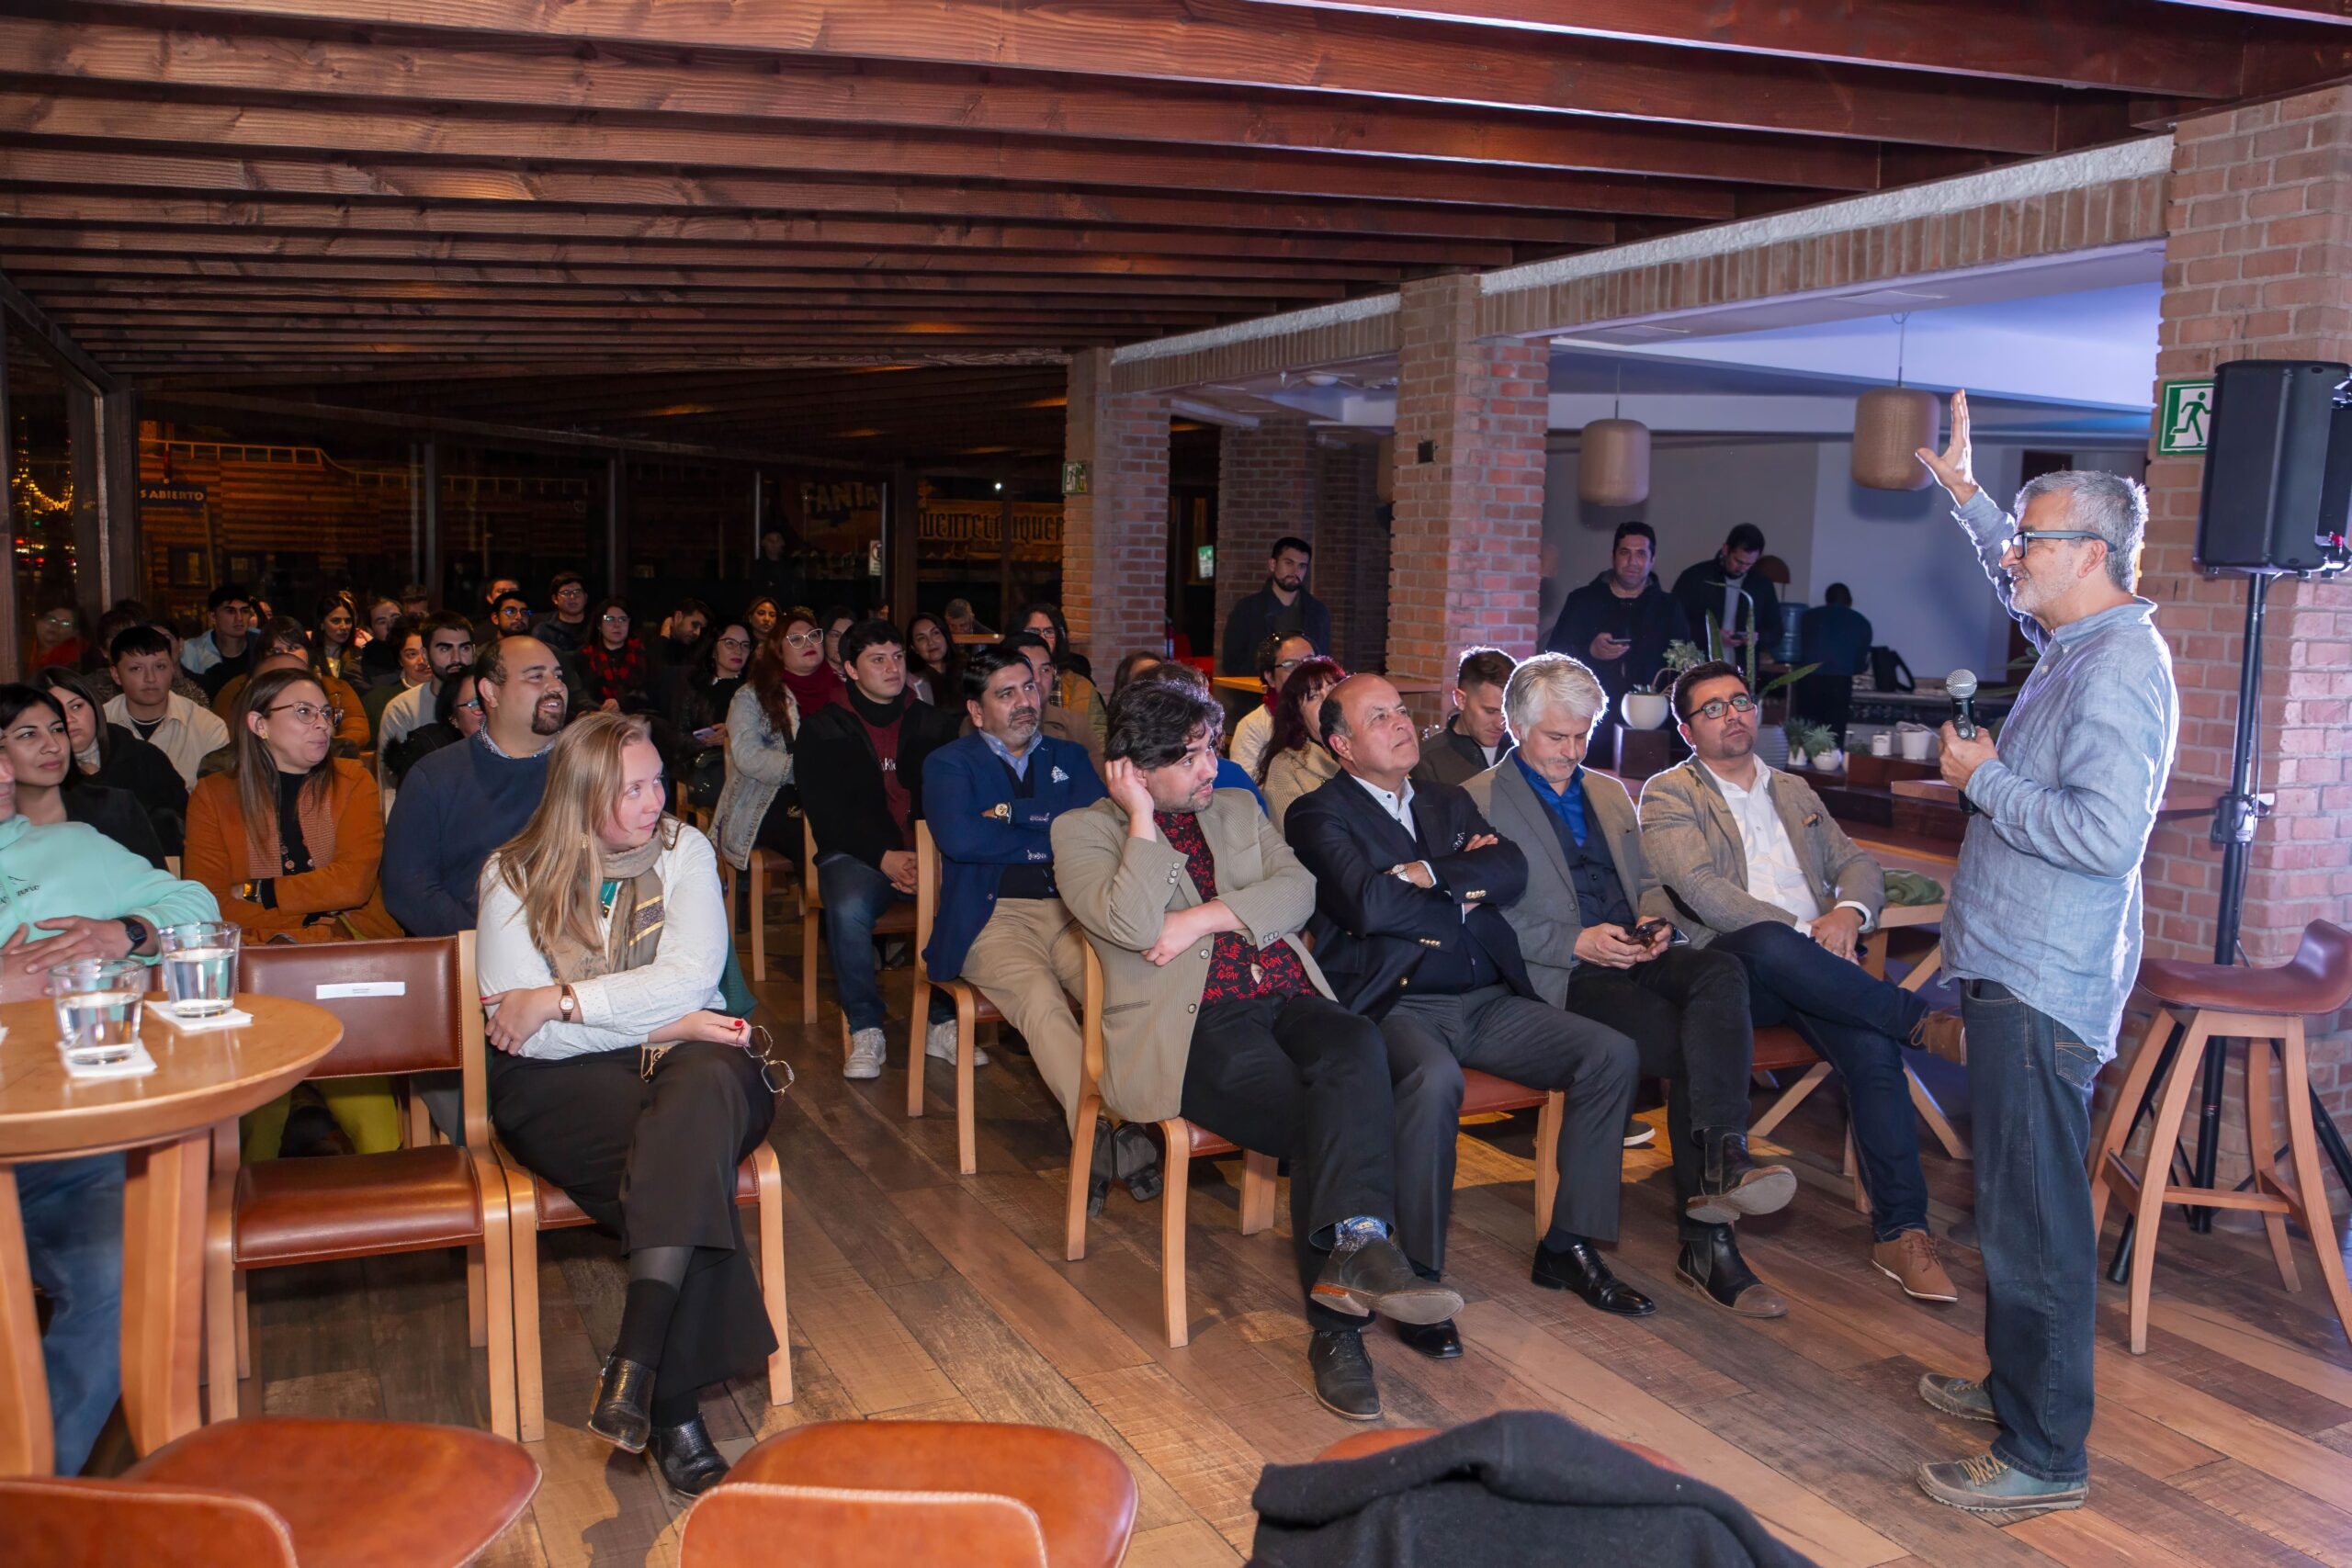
1051, 674, 1462, 1422
105, 623, 232, 789
902, 609, 959, 707
920, 644, 1156, 1204
209, 617, 369, 756
1638, 660, 1963, 1303
1015, 602, 1107, 741
795, 618, 959, 1079
1115, 656, 1268, 808
0, 750, 220, 1474
0, 682, 169, 868
1411, 646, 1518, 788
1230, 630, 1318, 782
655, 617, 750, 809
1254, 655, 1345, 830
710, 612, 808, 870
1285, 673, 1646, 1353
383, 665, 486, 788
1464, 654, 1795, 1319
476, 712, 776, 1497
1004, 629, 1104, 782
35, 666, 188, 857
580, 597, 652, 714
376, 611, 479, 789
359, 615, 427, 742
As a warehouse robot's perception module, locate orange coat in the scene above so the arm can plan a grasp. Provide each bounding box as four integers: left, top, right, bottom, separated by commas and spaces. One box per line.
184, 758, 403, 943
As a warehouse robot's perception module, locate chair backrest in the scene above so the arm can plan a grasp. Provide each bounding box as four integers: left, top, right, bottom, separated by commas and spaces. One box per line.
237, 933, 488, 1143
2297, 920, 2352, 1015
0, 1477, 298, 1568
1080, 942, 1106, 1089
914, 820, 942, 953
802, 817, 823, 913
682, 1486, 1047, 1568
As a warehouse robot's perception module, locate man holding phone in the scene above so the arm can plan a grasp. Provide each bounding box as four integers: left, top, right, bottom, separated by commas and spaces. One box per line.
1467, 654, 1793, 1318
1543, 522, 1692, 705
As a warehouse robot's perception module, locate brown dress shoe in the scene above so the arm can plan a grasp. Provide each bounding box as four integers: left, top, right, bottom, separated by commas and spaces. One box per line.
1873, 1228, 1961, 1303
1910, 1010, 1967, 1064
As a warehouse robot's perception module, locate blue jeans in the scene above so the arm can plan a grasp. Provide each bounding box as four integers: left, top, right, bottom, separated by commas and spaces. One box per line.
817, 852, 951, 1034
1962, 977, 2099, 1484
17, 1152, 125, 1474
1712, 920, 1931, 1241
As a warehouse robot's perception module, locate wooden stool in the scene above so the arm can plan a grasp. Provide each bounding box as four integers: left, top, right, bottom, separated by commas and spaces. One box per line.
2089, 919, 2352, 1353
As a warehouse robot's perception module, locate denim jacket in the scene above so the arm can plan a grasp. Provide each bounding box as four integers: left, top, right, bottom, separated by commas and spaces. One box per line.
1944, 491, 2179, 1058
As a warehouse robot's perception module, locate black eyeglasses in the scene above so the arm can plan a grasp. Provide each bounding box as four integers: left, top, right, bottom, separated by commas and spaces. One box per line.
1999, 528, 2103, 556
1690, 694, 1758, 721
718, 637, 752, 651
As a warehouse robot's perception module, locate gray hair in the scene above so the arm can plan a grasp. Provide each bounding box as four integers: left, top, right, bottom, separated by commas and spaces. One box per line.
1503, 653, 1607, 740
2014, 468, 2147, 592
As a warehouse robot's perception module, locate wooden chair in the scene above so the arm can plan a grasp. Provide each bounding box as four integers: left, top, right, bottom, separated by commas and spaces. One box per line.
683, 1420, 1136, 1568
0, 1416, 540, 1567
801, 816, 917, 1028
2090, 919, 2352, 1353
719, 842, 797, 985
494, 1136, 791, 1442
1745, 1026, 1870, 1215
206, 934, 518, 1439
910, 820, 1007, 1173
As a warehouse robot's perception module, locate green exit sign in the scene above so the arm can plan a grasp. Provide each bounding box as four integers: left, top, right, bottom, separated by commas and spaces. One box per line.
2157, 378, 2213, 456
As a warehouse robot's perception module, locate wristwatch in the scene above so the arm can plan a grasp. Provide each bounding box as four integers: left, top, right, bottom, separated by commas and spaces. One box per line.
119, 915, 151, 954
557, 984, 578, 1020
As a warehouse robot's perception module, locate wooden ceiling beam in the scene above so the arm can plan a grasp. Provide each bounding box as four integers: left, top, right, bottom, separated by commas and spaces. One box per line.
145, 353, 1069, 389
86, 0, 2069, 151
54, 300, 1236, 327
0, 14, 1883, 191
24, 277, 1341, 306
0, 89, 1741, 220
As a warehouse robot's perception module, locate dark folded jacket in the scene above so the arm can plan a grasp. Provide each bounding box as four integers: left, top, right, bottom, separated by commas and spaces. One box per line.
1250, 1410, 1818, 1568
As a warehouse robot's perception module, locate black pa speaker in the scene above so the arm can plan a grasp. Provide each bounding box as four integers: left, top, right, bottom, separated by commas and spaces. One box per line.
2194, 358, 2352, 574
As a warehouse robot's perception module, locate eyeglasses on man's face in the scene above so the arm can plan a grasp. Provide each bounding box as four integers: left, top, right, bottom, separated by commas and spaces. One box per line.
1999, 528, 2103, 557
264, 702, 343, 728
1690, 694, 1758, 721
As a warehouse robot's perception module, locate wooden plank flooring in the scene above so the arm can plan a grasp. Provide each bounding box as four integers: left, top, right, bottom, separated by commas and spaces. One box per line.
229, 937, 2352, 1566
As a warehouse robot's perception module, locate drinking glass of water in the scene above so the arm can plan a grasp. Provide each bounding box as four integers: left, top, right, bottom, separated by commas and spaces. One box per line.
159, 921, 241, 1020
49, 957, 149, 1067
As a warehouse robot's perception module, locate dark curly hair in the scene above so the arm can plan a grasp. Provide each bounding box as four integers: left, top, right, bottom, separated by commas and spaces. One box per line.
1670, 659, 1747, 721
1106, 675, 1223, 770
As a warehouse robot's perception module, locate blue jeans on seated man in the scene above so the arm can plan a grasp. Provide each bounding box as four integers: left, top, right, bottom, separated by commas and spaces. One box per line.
817, 851, 954, 1035
1961, 976, 2098, 1485
1709, 919, 1931, 1243
17, 1151, 125, 1474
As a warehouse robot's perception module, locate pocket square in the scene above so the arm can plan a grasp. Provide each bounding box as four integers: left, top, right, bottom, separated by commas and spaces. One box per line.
1051, 765, 1069, 783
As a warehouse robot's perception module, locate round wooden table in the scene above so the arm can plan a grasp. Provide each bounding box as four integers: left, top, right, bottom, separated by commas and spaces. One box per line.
0, 992, 345, 1475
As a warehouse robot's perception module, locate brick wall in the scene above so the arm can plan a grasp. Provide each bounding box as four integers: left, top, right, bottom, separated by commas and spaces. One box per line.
1214, 415, 1317, 645
1317, 440, 1386, 671
2143, 85, 2352, 1182
1387, 274, 1550, 704
1063, 347, 1172, 668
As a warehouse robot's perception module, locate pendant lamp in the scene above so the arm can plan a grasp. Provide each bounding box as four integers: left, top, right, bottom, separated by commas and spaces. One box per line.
1580, 367, 1650, 506
1852, 314, 1939, 491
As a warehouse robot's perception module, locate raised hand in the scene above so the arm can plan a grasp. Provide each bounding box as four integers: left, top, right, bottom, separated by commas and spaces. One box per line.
1915, 389, 1977, 504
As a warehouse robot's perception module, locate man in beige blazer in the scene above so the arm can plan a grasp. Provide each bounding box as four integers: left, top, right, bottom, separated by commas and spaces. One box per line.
1464, 653, 1792, 1319
1640, 660, 1961, 1303
1053, 676, 1460, 1422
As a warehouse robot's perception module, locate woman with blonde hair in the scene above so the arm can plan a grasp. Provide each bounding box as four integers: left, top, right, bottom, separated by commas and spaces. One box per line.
476, 711, 777, 1497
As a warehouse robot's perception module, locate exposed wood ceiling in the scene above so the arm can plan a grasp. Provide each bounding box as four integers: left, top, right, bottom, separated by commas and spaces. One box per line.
2, 0, 2346, 468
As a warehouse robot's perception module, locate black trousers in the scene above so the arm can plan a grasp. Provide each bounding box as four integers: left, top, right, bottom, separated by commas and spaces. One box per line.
1182, 993, 1396, 1334
1381, 986, 1636, 1271
489, 1042, 778, 1394
1565, 945, 1754, 1239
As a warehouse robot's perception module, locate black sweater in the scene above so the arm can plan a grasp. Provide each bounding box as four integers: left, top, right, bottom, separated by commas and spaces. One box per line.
794, 693, 957, 869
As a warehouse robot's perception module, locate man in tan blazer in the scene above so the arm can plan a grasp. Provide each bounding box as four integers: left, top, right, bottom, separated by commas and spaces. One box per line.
1464, 653, 1792, 1319
1641, 660, 1960, 1303
1053, 675, 1460, 1422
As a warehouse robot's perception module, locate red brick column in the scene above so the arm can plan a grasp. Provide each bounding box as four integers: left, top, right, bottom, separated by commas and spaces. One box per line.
2140, 85, 2352, 1191
1214, 414, 1317, 644
1317, 440, 1387, 672
1063, 347, 1171, 668
1387, 274, 1550, 694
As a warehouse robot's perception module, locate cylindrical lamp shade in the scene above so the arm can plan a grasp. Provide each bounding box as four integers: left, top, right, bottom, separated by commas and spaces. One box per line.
1851, 388, 1939, 491
1579, 418, 1651, 506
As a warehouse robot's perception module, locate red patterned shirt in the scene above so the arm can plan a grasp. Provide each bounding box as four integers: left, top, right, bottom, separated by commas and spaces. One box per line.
1156, 809, 1313, 1007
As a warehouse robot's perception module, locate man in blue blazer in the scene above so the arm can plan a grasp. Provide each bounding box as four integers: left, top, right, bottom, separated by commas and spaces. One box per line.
922, 644, 1157, 1198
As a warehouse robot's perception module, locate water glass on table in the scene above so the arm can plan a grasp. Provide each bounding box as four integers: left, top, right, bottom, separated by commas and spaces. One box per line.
160, 921, 241, 1020
49, 956, 149, 1067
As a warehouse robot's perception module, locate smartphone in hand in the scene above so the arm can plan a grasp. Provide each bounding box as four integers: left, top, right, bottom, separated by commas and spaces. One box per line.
1629, 918, 1669, 944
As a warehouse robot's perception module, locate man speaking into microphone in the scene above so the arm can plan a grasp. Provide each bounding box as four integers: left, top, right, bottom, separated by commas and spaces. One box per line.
1912, 391, 2178, 1516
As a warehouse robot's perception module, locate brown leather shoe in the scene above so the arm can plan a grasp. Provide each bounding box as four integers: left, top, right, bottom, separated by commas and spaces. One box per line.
1910, 1010, 1967, 1064
1873, 1228, 1960, 1303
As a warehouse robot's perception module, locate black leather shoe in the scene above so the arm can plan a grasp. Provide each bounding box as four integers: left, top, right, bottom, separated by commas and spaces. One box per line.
1310, 1233, 1464, 1325
1530, 1238, 1656, 1315
1394, 1317, 1464, 1359
1676, 1224, 1789, 1318
587, 1355, 655, 1454
1113, 1122, 1163, 1203
1308, 1328, 1381, 1420
650, 1413, 730, 1496
1684, 1127, 1797, 1224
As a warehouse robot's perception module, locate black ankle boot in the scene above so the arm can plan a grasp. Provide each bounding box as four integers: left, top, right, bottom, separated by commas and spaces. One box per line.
587, 1356, 655, 1453
650, 1413, 730, 1495
1676, 1224, 1788, 1318
1684, 1128, 1797, 1224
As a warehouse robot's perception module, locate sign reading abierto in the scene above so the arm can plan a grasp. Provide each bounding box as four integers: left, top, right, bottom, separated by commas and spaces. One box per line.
139, 483, 208, 507
2157, 378, 2213, 456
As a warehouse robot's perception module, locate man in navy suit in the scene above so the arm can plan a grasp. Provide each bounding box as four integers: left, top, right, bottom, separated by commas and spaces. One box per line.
1284, 675, 1647, 1360
922, 644, 1158, 1198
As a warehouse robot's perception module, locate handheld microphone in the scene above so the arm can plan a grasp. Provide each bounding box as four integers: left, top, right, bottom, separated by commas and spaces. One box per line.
1946, 668, 1981, 817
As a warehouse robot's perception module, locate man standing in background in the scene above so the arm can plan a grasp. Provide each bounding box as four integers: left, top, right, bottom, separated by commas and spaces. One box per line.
1544, 523, 1690, 706
1671, 524, 1781, 657
1220, 536, 1330, 675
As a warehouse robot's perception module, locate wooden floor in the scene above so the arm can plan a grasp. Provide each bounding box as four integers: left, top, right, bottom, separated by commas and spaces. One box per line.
227, 944, 2352, 1567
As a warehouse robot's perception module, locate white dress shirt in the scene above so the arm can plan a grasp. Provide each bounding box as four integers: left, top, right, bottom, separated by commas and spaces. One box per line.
1702, 760, 1871, 932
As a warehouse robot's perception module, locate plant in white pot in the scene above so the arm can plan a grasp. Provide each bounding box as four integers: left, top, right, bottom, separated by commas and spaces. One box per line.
1702, 613, 1816, 770
1623, 639, 1703, 730
1787, 720, 1841, 773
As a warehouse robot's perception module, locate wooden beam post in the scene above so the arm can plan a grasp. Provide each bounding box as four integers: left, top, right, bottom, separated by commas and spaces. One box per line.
67, 386, 100, 633
0, 265, 113, 396
419, 439, 440, 603
997, 483, 1015, 633
98, 388, 139, 607
603, 454, 626, 596
887, 462, 920, 623
0, 326, 17, 682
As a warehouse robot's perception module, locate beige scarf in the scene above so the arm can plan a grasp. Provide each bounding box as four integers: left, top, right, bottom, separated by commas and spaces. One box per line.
543, 828, 669, 983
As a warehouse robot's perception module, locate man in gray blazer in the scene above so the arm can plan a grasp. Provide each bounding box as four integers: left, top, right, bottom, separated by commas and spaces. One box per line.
1641, 660, 1962, 1305
1465, 653, 1792, 1319
1053, 675, 1460, 1422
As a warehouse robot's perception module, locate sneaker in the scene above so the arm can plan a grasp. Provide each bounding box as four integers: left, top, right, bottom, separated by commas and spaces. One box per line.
1909, 1009, 1967, 1064
1873, 1228, 1960, 1303
1916, 1451, 2085, 1516
843, 1026, 887, 1080
1623, 1116, 1656, 1148
923, 1017, 989, 1066
1917, 1371, 1997, 1424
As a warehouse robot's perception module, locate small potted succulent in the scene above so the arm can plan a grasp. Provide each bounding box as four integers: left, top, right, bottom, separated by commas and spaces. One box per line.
1788, 719, 1841, 773
1623, 638, 1702, 730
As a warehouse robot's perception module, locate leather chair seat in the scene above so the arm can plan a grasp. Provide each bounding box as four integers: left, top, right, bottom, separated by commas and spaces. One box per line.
1460, 1068, 1547, 1117
2137, 921, 2352, 1015
1750, 1025, 1820, 1075
232, 1147, 485, 1269
531, 1156, 762, 1230
1180, 1120, 1238, 1158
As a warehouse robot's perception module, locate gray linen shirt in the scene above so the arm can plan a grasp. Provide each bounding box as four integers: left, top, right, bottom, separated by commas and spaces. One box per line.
1943, 491, 2179, 1059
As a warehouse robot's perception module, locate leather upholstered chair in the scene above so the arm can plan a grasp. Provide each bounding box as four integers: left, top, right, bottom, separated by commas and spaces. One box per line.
206, 934, 518, 1439
0, 1416, 539, 1567
801, 817, 916, 1028
680, 1420, 1136, 1568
